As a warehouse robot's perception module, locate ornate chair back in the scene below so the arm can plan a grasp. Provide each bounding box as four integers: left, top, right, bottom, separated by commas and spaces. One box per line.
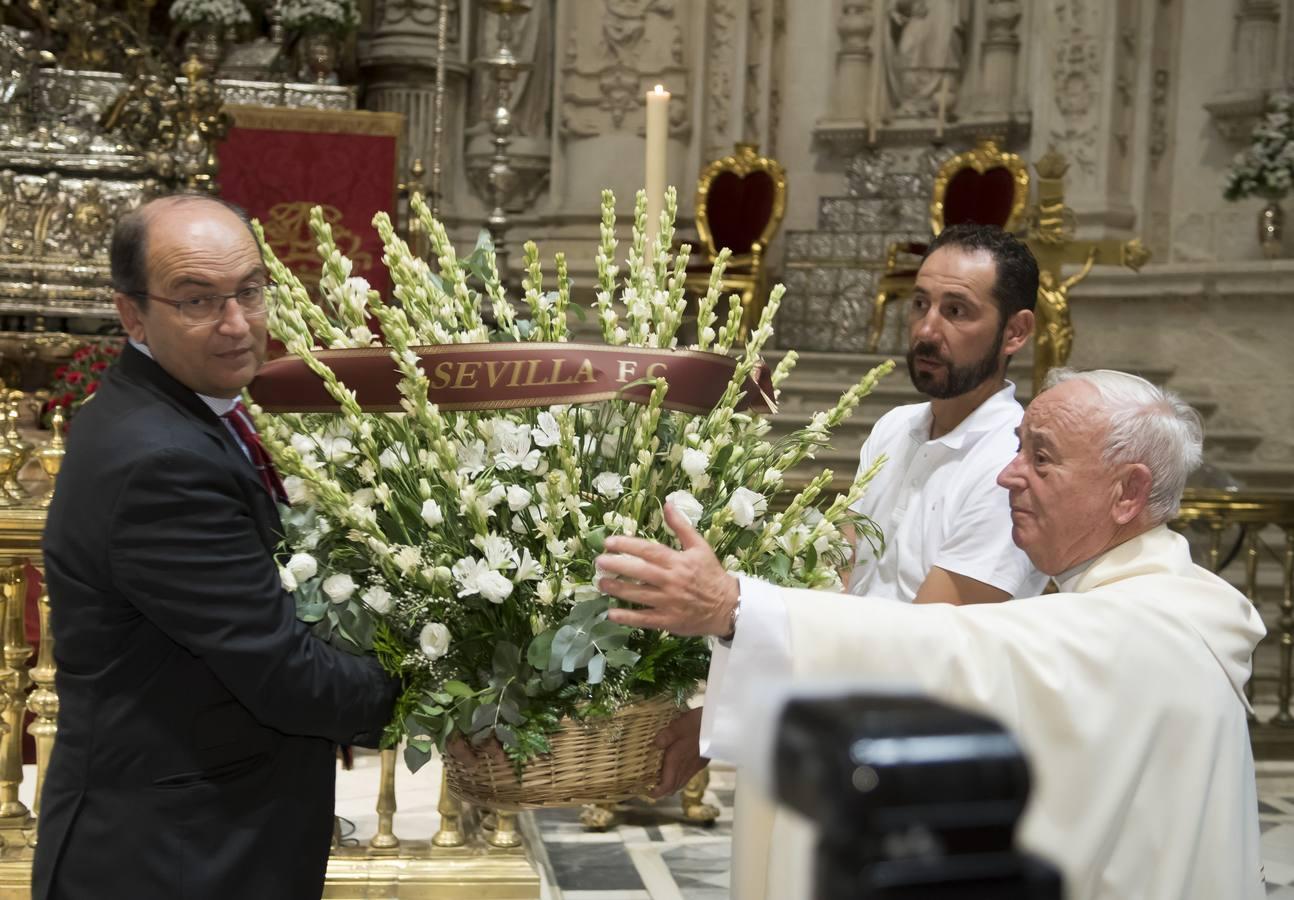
689, 143, 787, 336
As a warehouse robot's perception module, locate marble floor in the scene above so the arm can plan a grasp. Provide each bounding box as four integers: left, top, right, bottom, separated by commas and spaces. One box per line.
328, 755, 1294, 899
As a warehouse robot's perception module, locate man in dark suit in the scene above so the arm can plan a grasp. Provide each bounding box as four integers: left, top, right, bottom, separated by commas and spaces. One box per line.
36, 193, 398, 899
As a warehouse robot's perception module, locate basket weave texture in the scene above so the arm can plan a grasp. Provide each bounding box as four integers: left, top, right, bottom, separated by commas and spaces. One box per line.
443, 695, 683, 810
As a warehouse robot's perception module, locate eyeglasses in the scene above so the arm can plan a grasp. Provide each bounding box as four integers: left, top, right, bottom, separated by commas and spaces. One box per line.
129, 282, 274, 327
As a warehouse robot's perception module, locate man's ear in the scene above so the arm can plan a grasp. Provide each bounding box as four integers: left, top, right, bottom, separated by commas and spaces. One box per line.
114, 292, 147, 344
1113, 462, 1153, 525
1002, 308, 1035, 357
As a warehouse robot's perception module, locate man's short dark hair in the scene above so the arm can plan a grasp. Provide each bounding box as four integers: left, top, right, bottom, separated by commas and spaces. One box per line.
922, 223, 1039, 321
110, 193, 256, 306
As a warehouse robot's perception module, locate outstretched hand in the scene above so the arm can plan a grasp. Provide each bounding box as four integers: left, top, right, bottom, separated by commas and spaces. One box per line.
651, 707, 708, 798
597, 502, 739, 638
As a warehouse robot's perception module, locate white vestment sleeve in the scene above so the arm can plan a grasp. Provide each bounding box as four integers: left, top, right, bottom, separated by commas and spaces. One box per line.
699, 575, 790, 767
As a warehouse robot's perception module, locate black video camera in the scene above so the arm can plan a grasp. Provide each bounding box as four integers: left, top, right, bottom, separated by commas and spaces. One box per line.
775, 692, 1063, 899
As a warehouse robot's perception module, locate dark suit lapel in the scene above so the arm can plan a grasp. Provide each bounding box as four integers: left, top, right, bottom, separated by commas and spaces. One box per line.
116, 345, 285, 549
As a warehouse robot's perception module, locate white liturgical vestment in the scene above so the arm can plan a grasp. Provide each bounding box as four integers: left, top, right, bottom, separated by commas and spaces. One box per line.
847, 380, 1047, 601
702, 526, 1266, 900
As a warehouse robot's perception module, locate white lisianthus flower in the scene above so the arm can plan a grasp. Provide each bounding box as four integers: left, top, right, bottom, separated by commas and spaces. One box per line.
506, 485, 532, 511
494, 424, 542, 472
322, 573, 357, 604
478, 570, 514, 604
533, 411, 562, 448
393, 545, 421, 576
278, 566, 298, 592
665, 489, 705, 526
362, 585, 392, 614
320, 435, 356, 463
418, 622, 452, 660
727, 487, 768, 528
593, 472, 625, 499
282, 475, 310, 505
600, 433, 619, 458
452, 556, 488, 596
682, 448, 710, 479
286, 552, 318, 583
289, 433, 315, 458
420, 498, 444, 527
481, 484, 508, 512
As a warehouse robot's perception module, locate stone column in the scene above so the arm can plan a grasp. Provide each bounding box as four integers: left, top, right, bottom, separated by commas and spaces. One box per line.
359, 0, 471, 214
977, 0, 1021, 116
827, 1, 875, 122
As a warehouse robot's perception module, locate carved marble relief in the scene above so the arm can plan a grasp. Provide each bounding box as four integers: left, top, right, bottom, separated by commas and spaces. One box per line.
703, 0, 740, 160
559, 0, 689, 138
885, 0, 971, 120
1048, 0, 1102, 179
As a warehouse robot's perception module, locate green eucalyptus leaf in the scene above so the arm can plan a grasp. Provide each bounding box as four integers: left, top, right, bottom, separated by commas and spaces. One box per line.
404, 742, 433, 773
444, 680, 474, 698
587, 652, 607, 685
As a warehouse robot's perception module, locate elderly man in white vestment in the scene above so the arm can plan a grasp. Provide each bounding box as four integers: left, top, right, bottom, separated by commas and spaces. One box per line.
597, 368, 1266, 900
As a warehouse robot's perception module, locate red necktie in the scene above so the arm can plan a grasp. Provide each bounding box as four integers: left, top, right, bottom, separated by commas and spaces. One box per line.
223, 401, 289, 505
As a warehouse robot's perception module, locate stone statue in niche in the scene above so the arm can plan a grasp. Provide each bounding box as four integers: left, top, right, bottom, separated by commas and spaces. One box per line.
885, 0, 971, 119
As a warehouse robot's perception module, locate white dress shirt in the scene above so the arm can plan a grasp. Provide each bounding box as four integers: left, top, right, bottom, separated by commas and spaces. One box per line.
846, 380, 1047, 601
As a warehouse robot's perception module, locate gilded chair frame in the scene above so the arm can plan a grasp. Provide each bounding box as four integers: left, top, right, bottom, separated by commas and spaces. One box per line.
690, 143, 788, 336
867, 138, 1031, 351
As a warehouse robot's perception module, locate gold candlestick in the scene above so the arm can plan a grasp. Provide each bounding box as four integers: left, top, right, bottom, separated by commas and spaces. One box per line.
368, 748, 400, 851
430, 776, 465, 848
0, 398, 19, 508
2, 396, 33, 502
34, 407, 66, 509
27, 586, 57, 826
0, 564, 31, 823
486, 810, 521, 849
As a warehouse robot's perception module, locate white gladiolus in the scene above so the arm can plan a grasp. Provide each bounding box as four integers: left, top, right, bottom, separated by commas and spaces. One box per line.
418, 622, 451, 660
352, 488, 376, 508
665, 490, 704, 526
362, 585, 393, 614
322, 573, 357, 604
593, 472, 624, 498
286, 552, 318, 583
420, 498, 444, 527
514, 548, 543, 582
727, 487, 768, 528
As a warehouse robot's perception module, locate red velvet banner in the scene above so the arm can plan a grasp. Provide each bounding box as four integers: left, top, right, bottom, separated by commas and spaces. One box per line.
217, 106, 404, 298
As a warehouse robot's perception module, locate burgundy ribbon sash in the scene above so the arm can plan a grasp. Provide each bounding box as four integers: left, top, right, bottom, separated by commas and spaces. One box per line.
249, 343, 777, 415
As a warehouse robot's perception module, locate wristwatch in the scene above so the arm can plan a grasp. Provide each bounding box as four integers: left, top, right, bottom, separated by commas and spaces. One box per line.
722, 595, 741, 642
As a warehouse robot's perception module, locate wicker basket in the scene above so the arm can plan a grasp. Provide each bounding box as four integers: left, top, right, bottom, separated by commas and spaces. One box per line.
443, 695, 683, 810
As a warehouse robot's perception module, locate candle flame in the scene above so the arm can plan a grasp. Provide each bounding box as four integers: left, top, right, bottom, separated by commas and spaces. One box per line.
653, 84, 666, 94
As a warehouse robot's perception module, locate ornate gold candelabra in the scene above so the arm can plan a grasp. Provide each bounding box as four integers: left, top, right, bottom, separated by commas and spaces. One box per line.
33, 407, 65, 509
1, 397, 32, 503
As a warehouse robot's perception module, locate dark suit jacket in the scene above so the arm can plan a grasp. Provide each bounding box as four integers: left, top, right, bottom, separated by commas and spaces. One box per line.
35, 345, 397, 899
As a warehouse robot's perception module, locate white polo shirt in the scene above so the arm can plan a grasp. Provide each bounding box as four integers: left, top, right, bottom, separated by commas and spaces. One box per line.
846, 380, 1047, 602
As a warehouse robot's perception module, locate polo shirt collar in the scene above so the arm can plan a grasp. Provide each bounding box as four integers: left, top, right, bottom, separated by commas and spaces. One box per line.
908, 379, 1020, 450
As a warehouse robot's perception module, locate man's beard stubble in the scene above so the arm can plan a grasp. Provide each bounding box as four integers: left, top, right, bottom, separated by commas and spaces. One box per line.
905, 326, 1005, 400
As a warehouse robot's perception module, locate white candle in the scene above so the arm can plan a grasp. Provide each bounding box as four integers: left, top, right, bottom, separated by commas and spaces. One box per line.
644, 83, 670, 251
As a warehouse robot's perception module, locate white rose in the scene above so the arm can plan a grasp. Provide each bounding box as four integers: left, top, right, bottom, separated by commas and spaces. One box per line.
278, 566, 298, 592
727, 487, 768, 528
282, 475, 310, 505
665, 490, 704, 526
418, 622, 451, 660
593, 472, 625, 499
362, 585, 393, 614
506, 485, 532, 511
477, 570, 514, 604
421, 498, 444, 527
681, 448, 710, 478
322, 573, 356, 604
286, 552, 318, 583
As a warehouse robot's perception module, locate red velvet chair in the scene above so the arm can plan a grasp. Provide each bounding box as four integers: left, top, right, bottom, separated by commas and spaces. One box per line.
867, 138, 1030, 351
687, 143, 787, 338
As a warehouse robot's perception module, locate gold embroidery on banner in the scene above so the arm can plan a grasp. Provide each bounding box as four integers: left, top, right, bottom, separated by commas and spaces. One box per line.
260, 203, 372, 290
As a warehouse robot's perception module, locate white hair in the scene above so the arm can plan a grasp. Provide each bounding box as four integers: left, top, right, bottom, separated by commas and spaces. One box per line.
1042, 367, 1204, 524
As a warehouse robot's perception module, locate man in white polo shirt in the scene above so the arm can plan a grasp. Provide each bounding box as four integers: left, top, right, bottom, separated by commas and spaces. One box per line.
849, 222, 1049, 604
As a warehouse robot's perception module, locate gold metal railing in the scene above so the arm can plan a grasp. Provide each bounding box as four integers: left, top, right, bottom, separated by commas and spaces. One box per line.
1173, 488, 1294, 752
0, 390, 539, 898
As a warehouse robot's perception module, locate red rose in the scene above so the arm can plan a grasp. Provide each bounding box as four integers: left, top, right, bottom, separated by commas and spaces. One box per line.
52, 365, 68, 379
90, 360, 108, 372
65, 370, 84, 386
73, 347, 91, 361
59, 393, 74, 406
85, 380, 99, 395
104, 345, 121, 356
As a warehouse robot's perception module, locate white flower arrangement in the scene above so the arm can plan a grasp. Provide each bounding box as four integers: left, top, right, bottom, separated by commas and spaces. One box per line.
1225, 93, 1294, 201
168, 0, 252, 28
252, 189, 892, 774
279, 0, 360, 35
